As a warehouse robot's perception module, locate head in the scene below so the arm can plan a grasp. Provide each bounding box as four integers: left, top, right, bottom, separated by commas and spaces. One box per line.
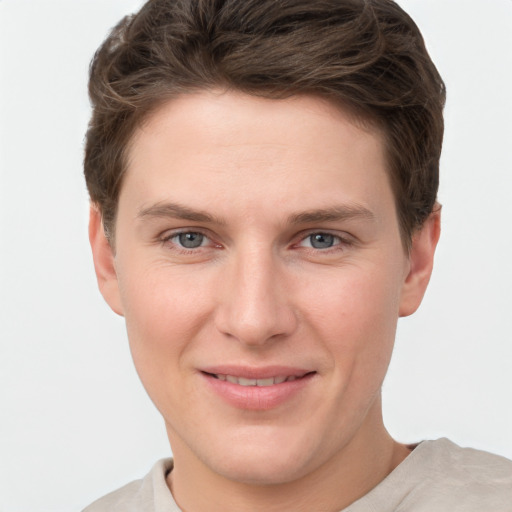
84, 0, 445, 250
85, 0, 444, 500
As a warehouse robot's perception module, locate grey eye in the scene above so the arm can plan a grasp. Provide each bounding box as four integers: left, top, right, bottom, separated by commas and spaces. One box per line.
309, 233, 336, 249
177, 232, 205, 248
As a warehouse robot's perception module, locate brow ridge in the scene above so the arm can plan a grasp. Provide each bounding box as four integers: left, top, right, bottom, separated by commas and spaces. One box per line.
137, 202, 225, 224
137, 201, 374, 226
288, 205, 375, 225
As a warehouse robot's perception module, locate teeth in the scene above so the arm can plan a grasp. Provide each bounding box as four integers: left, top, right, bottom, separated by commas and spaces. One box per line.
213, 374, 299, 386
256, 378, 274, 386
238, 377, 257, 386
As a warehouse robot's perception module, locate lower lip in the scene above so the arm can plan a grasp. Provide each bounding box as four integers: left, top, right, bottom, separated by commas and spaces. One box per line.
201, 372, 315, 411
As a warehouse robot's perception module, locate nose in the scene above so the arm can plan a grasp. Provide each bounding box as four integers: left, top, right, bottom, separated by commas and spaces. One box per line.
214, 245, 298, 347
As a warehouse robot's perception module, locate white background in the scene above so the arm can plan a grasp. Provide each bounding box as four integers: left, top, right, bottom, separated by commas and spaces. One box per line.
0, 1, 511, 511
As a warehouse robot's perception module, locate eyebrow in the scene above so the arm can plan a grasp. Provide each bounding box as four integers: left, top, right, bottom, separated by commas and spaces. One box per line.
287, 205, 375, 225
137, 202, 226, 224
137, 201, 375, 225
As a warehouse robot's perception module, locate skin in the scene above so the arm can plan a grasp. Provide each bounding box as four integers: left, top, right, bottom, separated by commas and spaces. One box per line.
90, 91, 440, 512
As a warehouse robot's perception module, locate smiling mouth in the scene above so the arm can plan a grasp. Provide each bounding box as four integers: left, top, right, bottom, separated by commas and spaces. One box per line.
203, 372, 314, 387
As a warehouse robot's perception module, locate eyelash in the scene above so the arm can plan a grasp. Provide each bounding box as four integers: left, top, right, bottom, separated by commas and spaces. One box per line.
159, 229, 353, 254
297, 232, 349, 251
160, 230, 218, 254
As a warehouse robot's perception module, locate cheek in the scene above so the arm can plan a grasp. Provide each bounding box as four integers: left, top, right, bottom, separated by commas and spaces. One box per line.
305, 262, 403, 380
117, 264, 214, 386
117, 268, 218, 425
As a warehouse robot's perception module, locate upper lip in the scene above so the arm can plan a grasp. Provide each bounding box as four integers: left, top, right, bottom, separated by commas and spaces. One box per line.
200, 365, 314, 379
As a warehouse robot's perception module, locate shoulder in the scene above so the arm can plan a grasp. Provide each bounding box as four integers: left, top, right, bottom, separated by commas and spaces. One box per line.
402, 439, 512, 510
349, 439, 512, 512
82, 479, 144, 512
82, 458, 176, 512
420, 438, 512, 485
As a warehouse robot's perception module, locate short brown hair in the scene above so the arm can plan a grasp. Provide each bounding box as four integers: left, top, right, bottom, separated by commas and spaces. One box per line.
84, 0, 446, 246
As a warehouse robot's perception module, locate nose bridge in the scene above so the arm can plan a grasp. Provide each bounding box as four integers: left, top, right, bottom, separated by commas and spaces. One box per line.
215, 241, 296, 345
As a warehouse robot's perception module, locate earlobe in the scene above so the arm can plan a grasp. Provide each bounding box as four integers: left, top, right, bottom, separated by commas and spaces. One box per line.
88, 205, 124, 316
399, 207, 441, 317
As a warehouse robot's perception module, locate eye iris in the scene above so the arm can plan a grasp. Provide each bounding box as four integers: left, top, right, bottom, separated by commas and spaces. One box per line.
178, 232, 204, 248
310, 233, 335, 249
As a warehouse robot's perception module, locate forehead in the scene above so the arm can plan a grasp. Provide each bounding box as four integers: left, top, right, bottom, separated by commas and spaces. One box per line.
121, 91, 393, 227
133, 91, 381, 155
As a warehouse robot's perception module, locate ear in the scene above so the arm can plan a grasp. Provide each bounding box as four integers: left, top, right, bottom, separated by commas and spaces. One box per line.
89, 205, 124, 316
399, 207, 441, 317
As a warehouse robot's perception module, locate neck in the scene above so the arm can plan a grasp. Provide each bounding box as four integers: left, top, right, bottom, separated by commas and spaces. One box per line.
166, 399, 410, 512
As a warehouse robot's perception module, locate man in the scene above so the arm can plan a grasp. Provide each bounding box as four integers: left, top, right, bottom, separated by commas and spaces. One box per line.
82, 0, 512, 510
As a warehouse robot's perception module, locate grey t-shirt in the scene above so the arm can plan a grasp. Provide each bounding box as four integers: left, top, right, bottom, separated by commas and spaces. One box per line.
83, 438, 512, 511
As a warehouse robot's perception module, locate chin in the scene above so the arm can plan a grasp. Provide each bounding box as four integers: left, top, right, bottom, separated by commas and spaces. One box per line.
214, 452, 311, 486
198, 425, 326, 486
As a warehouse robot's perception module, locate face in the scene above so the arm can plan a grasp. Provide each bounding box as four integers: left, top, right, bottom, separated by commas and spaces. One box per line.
91, 91, 436, 486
